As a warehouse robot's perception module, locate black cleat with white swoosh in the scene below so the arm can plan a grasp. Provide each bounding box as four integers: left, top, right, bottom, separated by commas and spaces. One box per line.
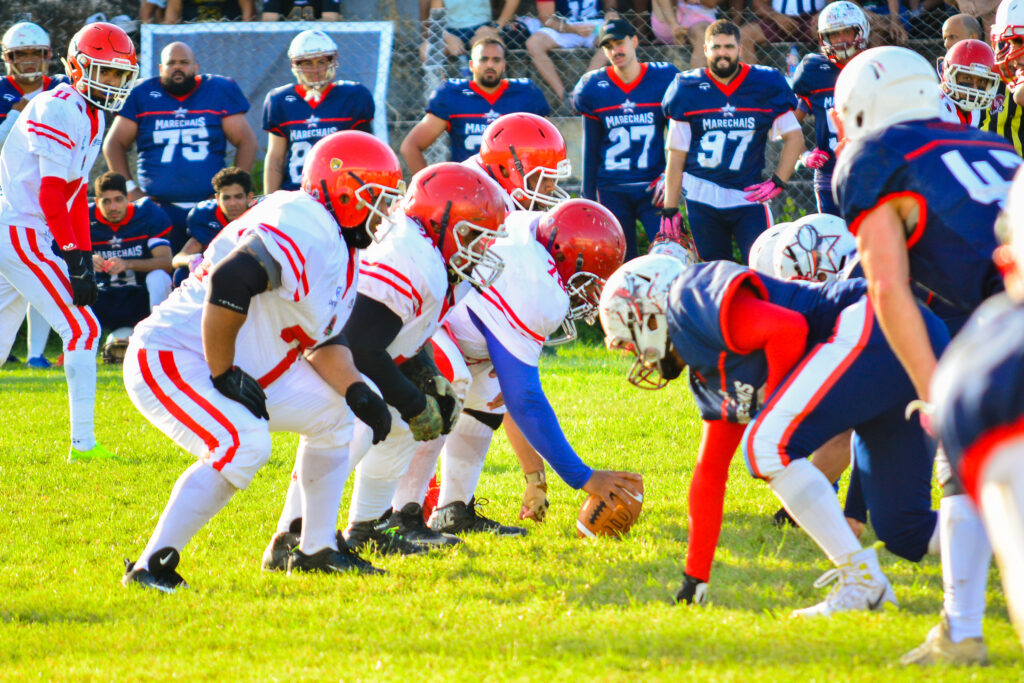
121, 547, 188, 593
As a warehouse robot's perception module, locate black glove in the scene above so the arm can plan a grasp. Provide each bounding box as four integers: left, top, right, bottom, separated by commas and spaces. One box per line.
60, 249, 98, 307
399, 346, 462, 434
211, 366, 269, 419
346, 381, 392, 444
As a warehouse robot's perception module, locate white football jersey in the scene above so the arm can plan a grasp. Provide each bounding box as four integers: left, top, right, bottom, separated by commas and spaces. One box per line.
357, 211, 454, 361
133, 191, 358, 387
0, 83, 104, 241
444, 210, 570, 367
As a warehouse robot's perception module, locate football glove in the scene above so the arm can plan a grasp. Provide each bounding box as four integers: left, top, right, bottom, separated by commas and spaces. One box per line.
743, 175, 786, 204
406, 394, 443, 442
346, 381, 391, 444
519, 469, 549, 523
676, 573, 708, 606
60, 249, 98, 307
211, 366, 269, 420
399, 346, 462, 434
799, 148, 830, 170
658, 207, 683, 242
647, 173, 666, 208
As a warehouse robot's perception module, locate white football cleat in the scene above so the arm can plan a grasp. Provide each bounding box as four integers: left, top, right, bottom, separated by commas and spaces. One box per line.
792, 546, 897, 617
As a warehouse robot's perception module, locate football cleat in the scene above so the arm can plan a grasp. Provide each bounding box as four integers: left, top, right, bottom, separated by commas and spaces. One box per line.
261, 531, 299, 572
772, 507, 799, 528
5, 353, 21, 365
24, 356, 52, 369
900, 613, 989, 666
342, 511, 431, 556
791, 546, 897, 617
287, 545, 384, 576
428, 498, 528, 537
675, 574, 709, 606
121, 547, 188, 593
68, 442, 118, 463
378, 503, 462, 552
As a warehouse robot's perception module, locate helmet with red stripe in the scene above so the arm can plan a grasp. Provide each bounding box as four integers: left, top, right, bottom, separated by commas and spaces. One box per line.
403, 162, 509, 288
478, 113, 571, 211
63, 22, 138, 112
942, 39, 1000, 111
993, 0, 1024, 88
2, 22, 51, 80
817, 1, 870, 65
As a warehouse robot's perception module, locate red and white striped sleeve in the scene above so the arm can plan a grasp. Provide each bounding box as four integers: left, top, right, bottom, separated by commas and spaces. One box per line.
25, 97, 78, 168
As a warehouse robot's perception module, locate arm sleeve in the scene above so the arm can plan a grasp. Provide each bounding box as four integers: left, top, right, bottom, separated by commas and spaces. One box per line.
70, 183, 90, 251
581, 115, 601, 200
472, 310, 594, 489
667, 119, 692, 152
769, 110, 801, 140
39, 175, 76, 250
724, 286, 808, 396
343, 294, 427, 420
205, 249, 270, 314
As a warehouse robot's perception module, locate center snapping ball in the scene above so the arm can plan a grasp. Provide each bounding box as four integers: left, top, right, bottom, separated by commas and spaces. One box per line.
576, 478, 644, 538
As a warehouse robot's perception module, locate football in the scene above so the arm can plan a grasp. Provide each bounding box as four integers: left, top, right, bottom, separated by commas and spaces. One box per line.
575, 479, 644, 538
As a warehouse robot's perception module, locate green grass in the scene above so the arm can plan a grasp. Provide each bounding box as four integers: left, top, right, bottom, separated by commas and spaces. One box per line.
0, 345, 1021, 680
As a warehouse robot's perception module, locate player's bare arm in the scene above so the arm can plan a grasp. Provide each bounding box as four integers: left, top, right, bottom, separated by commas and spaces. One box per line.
305, 342, 367, 399
172, 237, 204, 269
263, 133, 288, 194
774, 127, 805, 183
856, 197, 937, 401
663, 148, 687, 210
223, 113, 258, 173
103, 116, 143, 201
106, 244, 173, 276
400, 114, 448, 175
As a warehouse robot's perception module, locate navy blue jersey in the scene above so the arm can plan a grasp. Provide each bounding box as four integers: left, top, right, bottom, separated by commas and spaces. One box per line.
262, 81, 374, 190
791, 53, 839, 185
0, 75, 69, 123
662, 64, 798, 190
667, 261, 866, 422
89, 198, 172, 290
551, 0, 602, 20
573, 62, 679, 187
933, 294, 1024, 496
118, 75, 250, 202
427, 78, 550, 162
185, 198, 230, 248
835, 120, 1020, 315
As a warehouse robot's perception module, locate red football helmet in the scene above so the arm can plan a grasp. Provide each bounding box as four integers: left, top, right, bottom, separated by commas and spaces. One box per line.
478, 112, 571, 211
403, 163, 508, 288
535, 198, 626, 343
301, 130, 404, 246
63, 22, 138, 112
941, 39, 1000, 111
993, 0, 1024, 88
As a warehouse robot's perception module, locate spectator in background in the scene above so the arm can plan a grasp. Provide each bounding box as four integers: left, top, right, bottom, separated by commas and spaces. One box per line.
943, 12, 984, 49
262, 0, 340, 20
103, 41, 257, 253
401, 37, 549, 172
89, 173, 173, 333
162, 0, 255, 22
524, 0, 615, 109
419, 0, 522, 65
263, 30, 374, 193
651, 0, 718, 68
952, 0, 1001, 34
171, 167, 253, 285
739, 0, 828, 65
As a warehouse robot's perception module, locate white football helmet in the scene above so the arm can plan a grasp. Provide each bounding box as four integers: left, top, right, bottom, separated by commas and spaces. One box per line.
648, 235, 696, 266
599, 254, 688, 390
773, 214, 856, 282
101, 326, 134, 364
834, 47, 942, 144
288, 30, 338, 89
993, 0, 1024, 87
748, 222, 790, 275
818, 1, 870, 65
2, 22, 50, 79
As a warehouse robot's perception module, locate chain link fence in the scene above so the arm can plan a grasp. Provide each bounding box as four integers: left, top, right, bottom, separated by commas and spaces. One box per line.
3, 1, 957, 215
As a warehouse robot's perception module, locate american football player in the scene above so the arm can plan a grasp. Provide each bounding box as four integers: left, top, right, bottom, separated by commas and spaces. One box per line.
938, 39, 1000, 126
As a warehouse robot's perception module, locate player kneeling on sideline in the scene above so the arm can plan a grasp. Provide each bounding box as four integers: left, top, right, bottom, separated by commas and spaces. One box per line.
382, 199, 641, 543
931, 169, 1024, 652
599, 255, 945, 613
121, 131, 401, 591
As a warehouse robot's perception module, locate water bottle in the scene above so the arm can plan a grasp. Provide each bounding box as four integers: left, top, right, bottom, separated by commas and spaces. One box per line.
786, 45, 800, 78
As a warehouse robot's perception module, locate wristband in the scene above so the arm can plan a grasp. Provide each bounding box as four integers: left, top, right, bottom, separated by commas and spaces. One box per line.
770, 174, 787, 189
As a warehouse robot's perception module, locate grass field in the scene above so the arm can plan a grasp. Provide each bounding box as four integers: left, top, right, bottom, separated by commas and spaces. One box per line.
1, 343, 1021, 680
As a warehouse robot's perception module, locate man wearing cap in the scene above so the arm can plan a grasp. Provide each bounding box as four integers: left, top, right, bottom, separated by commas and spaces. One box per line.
572, 20, 679, 259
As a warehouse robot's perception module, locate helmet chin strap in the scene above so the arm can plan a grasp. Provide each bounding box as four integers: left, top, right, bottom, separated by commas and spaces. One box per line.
320, 178, 372, 249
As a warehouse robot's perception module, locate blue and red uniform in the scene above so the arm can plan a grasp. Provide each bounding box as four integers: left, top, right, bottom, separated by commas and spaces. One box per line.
89, 198, 172, 330
261, 81, 374, 190
667, 261, 946, 580
662, 65, 798, 262
791, 53, 840, 215
185, 198, 230, 249
573, 62, 679, 259
0, 74, 69, 124
426, 78, 550, 162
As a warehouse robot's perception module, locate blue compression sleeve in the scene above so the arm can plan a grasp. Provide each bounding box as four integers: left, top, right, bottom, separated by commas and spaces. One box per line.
581, 116, 601, 201
471, 311, 594, 489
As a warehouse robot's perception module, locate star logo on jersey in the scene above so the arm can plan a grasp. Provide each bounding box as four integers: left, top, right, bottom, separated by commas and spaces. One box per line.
620, 99, 636, 114
720, 103, 737, 117
305, 114, 321, 128
109, 235, 122, 249
483, 109, 500, 123
173, 107, 188, 119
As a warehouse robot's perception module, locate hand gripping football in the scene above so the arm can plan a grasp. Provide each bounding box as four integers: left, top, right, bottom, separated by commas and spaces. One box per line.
576, 480, 644, 538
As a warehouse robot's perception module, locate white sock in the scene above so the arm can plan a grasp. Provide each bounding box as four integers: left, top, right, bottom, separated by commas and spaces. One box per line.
346, 421, 373, 479
941, 494, 991, 642
347, 460, 399, 525
296, 442, 348, 554
135, 462, 236, 569
438, 415, 494, 507
769, 458, 862, 565
26, 305, 50, 358
146, 270, 172, 310
391, 439, 444, 511
979, 449, 1024, 645
64, 348, 96, 451
927, 518, 942, 556
276, 468, 302, 534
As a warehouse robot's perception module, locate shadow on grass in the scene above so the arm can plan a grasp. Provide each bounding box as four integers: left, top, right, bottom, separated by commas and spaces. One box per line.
0, 609, 109, 625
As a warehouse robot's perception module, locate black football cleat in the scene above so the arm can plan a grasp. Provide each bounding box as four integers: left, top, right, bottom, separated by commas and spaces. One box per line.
287, 545, 385, 576
675, 573, 708, 606
343, 511, 431, 556
122, 547, 188, 593
261, 531, 299, 572
772, 507, 799, 529
429, 497, 528, 537
378, 503, 462, 552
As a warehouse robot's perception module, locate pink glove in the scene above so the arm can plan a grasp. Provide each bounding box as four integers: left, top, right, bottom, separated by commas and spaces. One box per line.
647, 173, 666, 208
743, 176, 785, 204
658, 208, 682, 242
801, 148, 830, 170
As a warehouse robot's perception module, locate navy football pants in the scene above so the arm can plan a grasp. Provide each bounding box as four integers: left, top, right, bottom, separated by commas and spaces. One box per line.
685, 199, 772, 264
596, 184, 660, 261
